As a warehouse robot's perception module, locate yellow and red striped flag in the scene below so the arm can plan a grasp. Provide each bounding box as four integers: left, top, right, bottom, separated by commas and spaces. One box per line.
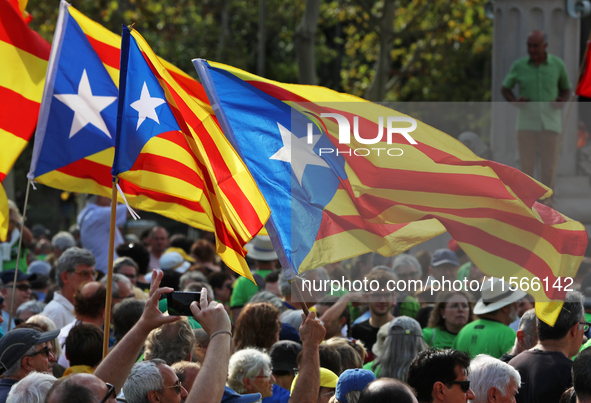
28, 2, 221, 238
196, 60, 589, 324
111, 26, 269, 280
0, 0, 50, 240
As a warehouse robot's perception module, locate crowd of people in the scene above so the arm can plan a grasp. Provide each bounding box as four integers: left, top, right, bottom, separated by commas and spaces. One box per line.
0, 197, 590, 403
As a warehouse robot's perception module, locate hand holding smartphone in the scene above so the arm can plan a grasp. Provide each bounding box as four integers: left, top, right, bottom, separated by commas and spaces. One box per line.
167, 291, 201, 316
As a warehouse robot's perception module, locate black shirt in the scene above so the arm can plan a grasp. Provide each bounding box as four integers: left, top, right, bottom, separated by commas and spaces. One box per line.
351, 319, 380, 354
508, 349, 572, 403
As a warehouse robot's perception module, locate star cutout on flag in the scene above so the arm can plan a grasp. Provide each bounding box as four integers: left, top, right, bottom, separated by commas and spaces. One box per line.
130, 82, 166, 130
270, 122, 329, 185
54, 69, 117, 139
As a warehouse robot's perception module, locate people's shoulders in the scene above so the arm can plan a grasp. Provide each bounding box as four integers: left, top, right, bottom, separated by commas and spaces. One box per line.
547, 53, 567, 67
509, 349, 572, 367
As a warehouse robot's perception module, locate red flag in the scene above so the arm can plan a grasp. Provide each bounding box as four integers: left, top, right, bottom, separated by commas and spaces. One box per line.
576, 40, 591, 97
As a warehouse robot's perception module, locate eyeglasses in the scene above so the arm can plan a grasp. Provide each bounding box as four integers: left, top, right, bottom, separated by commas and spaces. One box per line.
254, 369, 273, 381
99, 383, 116, 403
579, 322, 591, 332
161, 381, 183, 394
120, 273, 137, 280
13, 284, 31, 292
447, 380, 471, 393
319, 389, 335, 397
70, 269, 97, 279
25, 346, 53, 359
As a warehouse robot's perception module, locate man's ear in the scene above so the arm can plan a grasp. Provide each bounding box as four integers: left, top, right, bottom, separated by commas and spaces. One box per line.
147, 390, 160, 403
488, 386, 500, 402
243, 377, 253, 390
60, 270, 70, 286
516, 330, 525, 343
21, 356, 32, 372
433, 381, 447, 401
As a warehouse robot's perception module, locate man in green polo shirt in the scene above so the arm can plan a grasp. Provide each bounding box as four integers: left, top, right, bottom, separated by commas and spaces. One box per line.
501, 30, 571, 203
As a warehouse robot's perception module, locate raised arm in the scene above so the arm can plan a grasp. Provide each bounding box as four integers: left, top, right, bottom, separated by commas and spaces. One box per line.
289, 311, 326, 403
94, 270, 180, 392
186, 288, 233, 403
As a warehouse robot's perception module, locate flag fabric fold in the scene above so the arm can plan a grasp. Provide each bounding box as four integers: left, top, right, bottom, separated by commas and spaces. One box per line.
113, 26, 269, 281
0, 0, 50, 240
194, 59, 588, 325
27, 1, 254, 248
576, 40, 591, 97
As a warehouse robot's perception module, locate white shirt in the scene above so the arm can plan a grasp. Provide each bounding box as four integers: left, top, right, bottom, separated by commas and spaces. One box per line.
78, 202, 127, 274
42, 291, 75, 329
57, 319, 80, 368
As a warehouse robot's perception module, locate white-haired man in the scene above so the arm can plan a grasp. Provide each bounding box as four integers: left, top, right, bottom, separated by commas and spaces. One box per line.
469, 354, 520, 403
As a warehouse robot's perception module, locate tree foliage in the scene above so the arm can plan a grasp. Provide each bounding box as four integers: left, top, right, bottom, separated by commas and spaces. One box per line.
27, 0, 491, 100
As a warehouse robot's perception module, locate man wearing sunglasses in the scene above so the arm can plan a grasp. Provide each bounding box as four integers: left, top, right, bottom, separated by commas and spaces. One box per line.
509, 291, 586, 403
47, 270, 233, 403
0, 327, 59, 403
0, 270, 35, 334
407, 349, 476, 403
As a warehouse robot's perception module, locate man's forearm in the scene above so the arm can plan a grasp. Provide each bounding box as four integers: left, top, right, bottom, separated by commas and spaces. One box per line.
289, 343, 320, 403
186, 333, 232, 403
94, 319, 152, 392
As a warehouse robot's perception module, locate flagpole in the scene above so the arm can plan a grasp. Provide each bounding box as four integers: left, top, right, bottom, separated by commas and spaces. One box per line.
7, 180, 31, 332
102, 178, 118, 358
290, 279, 310, 316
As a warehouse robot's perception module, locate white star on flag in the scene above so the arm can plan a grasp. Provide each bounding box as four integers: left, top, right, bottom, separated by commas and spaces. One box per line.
130, 82, 166, 130
270, 122, 329, 185
54, 69, 117, 139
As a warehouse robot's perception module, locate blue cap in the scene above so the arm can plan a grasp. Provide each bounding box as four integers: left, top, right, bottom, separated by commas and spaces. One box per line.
336, 369, 376, 403
221, 387, 261, 403
0, 270, 36, 285
430, 248, 459, 267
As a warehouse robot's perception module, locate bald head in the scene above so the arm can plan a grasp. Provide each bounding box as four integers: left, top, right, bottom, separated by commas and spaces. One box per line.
47, 373, 115, 403
527, 30, 548, 62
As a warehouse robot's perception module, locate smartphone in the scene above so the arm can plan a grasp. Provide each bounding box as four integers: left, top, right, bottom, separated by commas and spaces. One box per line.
167, 291, 201, 316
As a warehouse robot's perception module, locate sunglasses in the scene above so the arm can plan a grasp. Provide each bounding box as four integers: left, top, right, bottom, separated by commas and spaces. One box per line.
100, 383, 116, 403
447, 380, 471, 393
162, 381, 183, 394
25, 346, 53, 359
12, 284, 31, 292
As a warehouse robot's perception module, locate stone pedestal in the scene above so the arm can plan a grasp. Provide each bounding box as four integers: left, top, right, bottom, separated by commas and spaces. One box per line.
491, 0, 591, 222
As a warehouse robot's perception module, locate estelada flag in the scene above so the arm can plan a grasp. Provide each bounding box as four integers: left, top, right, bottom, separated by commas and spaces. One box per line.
195, 59, 588, 325
112, 26, 269, 281
28, 1, 232, 239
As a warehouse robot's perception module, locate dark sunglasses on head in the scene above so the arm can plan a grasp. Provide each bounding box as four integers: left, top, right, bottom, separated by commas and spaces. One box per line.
447, 380, 471, 393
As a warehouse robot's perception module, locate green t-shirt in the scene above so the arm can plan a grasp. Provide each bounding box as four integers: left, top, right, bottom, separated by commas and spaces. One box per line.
422, 327, 457, 349
452, 318, 516, 359
398, 295, 420, 319
363, 360, 382, 378
230, 269, 271, 308
502, 54, 571, 133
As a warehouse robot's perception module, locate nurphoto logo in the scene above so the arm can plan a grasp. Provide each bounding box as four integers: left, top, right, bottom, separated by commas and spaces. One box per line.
304, 111, 418, 157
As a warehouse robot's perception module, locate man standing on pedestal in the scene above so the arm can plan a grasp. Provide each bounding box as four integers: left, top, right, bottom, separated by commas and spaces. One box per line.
501, 30, 571, 206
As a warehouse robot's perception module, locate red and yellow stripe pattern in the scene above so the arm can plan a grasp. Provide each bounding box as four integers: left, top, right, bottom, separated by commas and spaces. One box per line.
31, 7, 232, 237
0, 0, 50, 240
210, 61, 588, 324
124, 30, 269, 281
